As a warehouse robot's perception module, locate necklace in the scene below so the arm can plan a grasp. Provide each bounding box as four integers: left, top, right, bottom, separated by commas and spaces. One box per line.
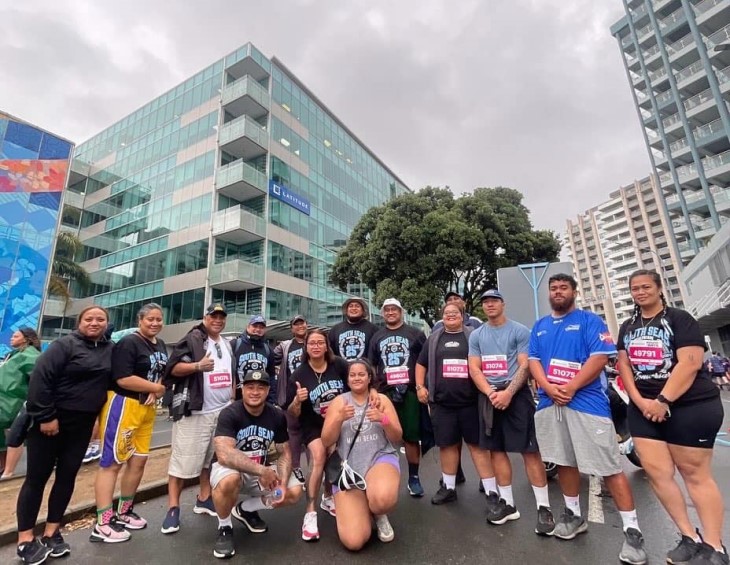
310, 362, 327, 384
640, 311, 660, 329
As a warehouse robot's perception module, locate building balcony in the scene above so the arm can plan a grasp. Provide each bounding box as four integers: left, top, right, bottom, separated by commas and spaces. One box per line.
224, 44, 271, 82
221, 75, 270, 120
215, 159, 267, 202
212, 206, 266, 245
219, 115, 269, 160
209, 259, 265, 292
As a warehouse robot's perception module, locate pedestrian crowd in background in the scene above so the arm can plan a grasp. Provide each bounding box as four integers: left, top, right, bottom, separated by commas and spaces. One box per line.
7, 269, 728, 565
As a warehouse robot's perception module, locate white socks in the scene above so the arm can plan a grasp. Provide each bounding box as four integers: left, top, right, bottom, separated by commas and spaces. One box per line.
442, 473, 456, 490
498, 485, 514, 507
532, 485, 550, 509
619, 510, 640, 532
482, 476, 497, 495
218, 515, 232, 528
564, 495, 581, 517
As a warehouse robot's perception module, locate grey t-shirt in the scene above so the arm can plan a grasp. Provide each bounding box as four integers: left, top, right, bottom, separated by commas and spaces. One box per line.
468, 319, 530, 387
337, 392, 398, 478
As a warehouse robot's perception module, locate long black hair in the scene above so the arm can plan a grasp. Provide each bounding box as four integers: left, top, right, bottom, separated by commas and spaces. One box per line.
628, 269, 668, 324
300, 329, 334, 365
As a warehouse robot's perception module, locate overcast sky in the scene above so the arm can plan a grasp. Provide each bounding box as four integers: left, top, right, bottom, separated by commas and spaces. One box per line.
1, 0, 650, 235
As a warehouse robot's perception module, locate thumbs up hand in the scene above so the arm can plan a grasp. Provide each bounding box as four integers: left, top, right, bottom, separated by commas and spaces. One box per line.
199, 350, 215, 372
295, 381, 308, 403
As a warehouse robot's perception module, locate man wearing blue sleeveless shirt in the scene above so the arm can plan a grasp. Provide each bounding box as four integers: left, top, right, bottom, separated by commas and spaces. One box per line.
528, 274, 647, 565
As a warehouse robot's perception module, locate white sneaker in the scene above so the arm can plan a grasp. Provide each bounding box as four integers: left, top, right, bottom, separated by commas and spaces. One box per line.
320, 495, 336, 517
83, 443, 101, 464
301, 512, 319, 542
375, 514, 394, 543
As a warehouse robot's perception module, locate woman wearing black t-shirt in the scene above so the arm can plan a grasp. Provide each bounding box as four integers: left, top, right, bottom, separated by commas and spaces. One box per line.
91, 303, 168, 543
286, 330, 348, 542
616, 270, 725, 563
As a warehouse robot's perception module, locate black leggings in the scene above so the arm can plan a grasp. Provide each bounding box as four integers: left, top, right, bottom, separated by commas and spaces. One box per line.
17, 410, 97, 531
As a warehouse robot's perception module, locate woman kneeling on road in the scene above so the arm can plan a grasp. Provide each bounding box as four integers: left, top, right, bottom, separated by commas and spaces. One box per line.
321, 359, 402, 550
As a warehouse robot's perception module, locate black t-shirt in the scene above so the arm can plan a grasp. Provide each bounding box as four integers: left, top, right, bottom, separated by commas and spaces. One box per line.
285, 357, 349, 437
418, 331, 476, 407
231, 337, 275, 400
213, 402, 288, 465
285, 341, 305, 378
328, 319, 379, 360
369, 324, 426, 391
111, 333, 168, 402
617, 307, 718, 405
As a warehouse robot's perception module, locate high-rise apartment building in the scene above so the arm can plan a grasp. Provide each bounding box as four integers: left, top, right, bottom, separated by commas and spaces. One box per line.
611, 0, 730, 350
44, 43, 409, 343
565, 175, 685, 336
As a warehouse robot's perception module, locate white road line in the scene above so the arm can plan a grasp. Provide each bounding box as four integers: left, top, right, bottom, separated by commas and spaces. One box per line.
587, 475, 605, 524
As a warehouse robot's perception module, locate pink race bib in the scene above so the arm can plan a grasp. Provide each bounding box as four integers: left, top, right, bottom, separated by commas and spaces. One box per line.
481, 355, 508, 377
627, 339, 663, 367
208, 372, 232, 389
546, 359, 581, 385
385, 366, 410, 385
443, 359, 469, 379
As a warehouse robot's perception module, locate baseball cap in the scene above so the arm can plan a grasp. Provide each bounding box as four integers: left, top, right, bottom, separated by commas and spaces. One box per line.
248, 314, 267, 326
290, 314, 307, 326
205, 304, 227, 316
242, 370, 270, 385
445, 291, 463, 301
381, 298, 404, 312
479, 289, 504, 302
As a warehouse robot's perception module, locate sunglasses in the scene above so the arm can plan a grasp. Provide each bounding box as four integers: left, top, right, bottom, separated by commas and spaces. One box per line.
214, 342, 222, 359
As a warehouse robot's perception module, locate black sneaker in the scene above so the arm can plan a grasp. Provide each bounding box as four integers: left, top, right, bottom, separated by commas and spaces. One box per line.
479, 481, 485, 494
485, 491, 500, 515
232, 503, 268, 533
40, 530, 71, 558
688, 542, 730, 565
431, 485, 457, 505
17, 539, 52, 565
535, 506, 555, 536
487, 498, 521, 525
213, 526, 235, 559
667, 534, 702, 563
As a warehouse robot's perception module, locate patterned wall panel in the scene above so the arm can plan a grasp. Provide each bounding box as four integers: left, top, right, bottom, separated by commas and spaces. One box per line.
0, 114, 73, 357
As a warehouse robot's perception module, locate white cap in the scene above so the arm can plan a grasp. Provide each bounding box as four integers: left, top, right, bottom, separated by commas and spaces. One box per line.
381, 298, 404, 312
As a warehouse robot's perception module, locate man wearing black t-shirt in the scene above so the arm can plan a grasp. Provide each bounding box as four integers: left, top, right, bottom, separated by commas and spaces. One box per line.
369, 298, 427, 497
328, 298, 378, 360
231, 315, 276, 403
210, 370, 302, 559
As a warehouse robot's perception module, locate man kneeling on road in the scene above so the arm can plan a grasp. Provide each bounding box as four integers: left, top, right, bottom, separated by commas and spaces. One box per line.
210, 370, 303, 559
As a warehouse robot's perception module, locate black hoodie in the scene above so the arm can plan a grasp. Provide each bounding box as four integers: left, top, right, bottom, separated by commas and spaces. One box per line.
26, 331, 113, 423
328, 299, 378, 360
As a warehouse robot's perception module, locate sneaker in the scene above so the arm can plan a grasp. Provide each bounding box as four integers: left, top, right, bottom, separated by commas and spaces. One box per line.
479, 481, 485, 494
375, 514, 395, 543
301, 511, 319, 542
89, 518, 131, 543
232, 504, 268, 533
292, 467, 306, 484
82, 443, 101, 464
40, 530, 71, 558
619, 528, 648, 565
213, 526, 235, 559
535, 506, 555, 536
487, 498, 521, 525
431, 485, 457, 505
485, 491, 500, 516
667, 534, 702, 564
160, 507, 180, 534
193, 496, 217, 516
407, 476, 425, 498
17, 538, 52, 565
456, 466, 466, 485
688, 542, 730, 565
320, 495, 336, 517
552, 507, 588, 540
116, 508, 147, 530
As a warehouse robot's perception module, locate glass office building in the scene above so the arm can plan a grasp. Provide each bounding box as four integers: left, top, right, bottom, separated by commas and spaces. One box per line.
54, 43, 409, 342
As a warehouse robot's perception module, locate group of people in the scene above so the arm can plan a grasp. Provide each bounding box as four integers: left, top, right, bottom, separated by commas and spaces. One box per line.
8, 268, 728, 565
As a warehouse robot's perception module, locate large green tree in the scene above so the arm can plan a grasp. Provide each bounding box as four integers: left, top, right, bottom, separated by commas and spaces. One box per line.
331, 186, 560, 326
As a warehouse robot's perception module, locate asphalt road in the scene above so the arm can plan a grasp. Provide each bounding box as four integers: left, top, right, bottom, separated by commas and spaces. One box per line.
3, 399, 730, 564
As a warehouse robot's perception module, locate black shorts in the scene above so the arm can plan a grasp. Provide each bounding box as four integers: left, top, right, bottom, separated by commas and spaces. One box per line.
628, 397, 724, 448
479, 387, 539, 454
301, 424, 323, 448
429, 403, 480, 447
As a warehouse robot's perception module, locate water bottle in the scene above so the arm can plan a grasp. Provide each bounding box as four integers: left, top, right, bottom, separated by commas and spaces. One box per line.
261, 488, 284, 508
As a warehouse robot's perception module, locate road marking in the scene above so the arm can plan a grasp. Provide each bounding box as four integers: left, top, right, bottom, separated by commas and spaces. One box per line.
588, 475, 604, 524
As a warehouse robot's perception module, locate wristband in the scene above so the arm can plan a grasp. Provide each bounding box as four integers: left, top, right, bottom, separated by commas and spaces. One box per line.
381, 414, 390, 426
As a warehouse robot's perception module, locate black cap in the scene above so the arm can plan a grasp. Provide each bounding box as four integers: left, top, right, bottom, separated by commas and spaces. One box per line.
479, 289, 504, 302
290, 315, 307, 326
445, 291, 463, 301
205, 304, 227, 316
242, 370, 270, 385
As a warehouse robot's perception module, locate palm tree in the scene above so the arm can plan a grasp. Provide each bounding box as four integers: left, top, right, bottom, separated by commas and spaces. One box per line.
47, 232, 91, 301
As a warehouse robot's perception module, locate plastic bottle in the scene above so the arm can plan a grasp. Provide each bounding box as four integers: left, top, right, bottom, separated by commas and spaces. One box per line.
261, 488, 284, 508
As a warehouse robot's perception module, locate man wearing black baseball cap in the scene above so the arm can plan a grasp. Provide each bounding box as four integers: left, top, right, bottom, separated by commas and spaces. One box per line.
231, 315, 276, 405
433, 291, 482, 332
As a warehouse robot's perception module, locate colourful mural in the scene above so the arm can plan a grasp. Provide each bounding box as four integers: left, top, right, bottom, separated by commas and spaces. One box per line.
0, 113, 73, 357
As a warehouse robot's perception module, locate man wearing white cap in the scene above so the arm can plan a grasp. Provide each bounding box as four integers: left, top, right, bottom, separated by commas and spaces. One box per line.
369, 298, 427, 497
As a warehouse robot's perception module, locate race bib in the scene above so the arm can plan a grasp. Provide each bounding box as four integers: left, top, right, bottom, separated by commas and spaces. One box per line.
443, 359, 469, 379
385, 366, 410, 385
481, 355, 508, 377
627, 339, 663, 367
546, 359, 581, 385
208, 372, 232, 389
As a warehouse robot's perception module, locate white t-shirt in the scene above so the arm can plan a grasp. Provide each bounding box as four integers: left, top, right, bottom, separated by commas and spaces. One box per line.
196, 337, 233, 414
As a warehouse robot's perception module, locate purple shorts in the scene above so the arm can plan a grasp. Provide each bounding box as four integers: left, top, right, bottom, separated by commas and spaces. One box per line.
331, 453, 400, 494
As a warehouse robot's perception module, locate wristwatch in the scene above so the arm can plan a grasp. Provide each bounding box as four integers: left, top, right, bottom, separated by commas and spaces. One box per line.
655, 394, 673, 407
415, 384, 425, 391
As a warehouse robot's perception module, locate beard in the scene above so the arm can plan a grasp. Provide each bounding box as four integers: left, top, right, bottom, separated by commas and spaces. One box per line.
549, 294, 575, 314
347, 313, 363, 323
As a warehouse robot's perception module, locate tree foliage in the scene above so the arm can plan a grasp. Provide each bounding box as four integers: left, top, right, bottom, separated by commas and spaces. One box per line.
47, 232, 90, 302
331, 186, 560, 326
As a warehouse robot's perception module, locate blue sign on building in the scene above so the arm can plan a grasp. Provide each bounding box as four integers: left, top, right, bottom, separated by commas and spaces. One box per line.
268, 180, 310, 216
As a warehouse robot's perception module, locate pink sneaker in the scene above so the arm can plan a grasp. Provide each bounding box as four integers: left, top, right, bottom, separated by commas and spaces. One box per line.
116, 509, 148, 530
320, 495, 336, 517
89, 519, 131, 543
301, 512, 319, 542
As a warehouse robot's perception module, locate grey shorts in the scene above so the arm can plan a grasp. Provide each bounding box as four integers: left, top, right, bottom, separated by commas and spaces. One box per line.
210, 462, 305, 493
168, 410, 222, 479
534, 404, 622, 477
